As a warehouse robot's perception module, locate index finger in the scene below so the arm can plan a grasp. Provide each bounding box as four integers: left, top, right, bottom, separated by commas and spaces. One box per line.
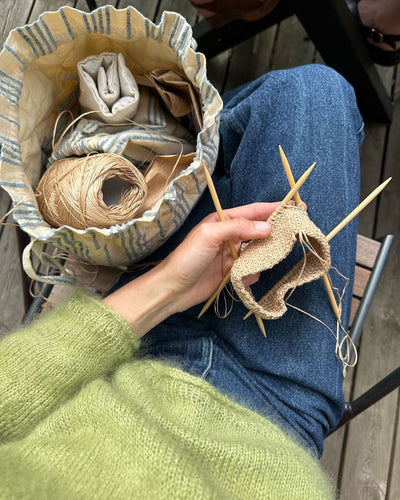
205, 202, 281, 223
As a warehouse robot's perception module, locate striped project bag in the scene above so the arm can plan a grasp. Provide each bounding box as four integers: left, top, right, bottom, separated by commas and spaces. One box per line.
0, 6, 222, 285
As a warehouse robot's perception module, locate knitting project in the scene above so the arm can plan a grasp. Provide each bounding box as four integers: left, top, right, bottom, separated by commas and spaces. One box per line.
231, 204, 331, 320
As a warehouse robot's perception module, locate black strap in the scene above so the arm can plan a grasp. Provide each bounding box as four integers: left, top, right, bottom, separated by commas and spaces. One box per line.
361, 26, 400, 49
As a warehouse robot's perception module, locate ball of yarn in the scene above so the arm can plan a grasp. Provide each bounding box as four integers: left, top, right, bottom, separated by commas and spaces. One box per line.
37, 153, 148, 229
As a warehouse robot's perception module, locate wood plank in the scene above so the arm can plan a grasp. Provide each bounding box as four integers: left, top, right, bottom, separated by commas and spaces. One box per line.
206, 50, 231, 95
0, 0, 39, 331
339, 68, 400, 499
224, 26, 277, 93
293, 0, 393, 123
0, 0, 35, 46
358, 123, 388, 238
301, 23, 396, 500
387, 394, 400, 499
370, 64, 400, 500
338, 61, 396, 499
117, 0, 159, 20
0, 221, 26, 339
298, 21, 392, 492
353, 265, 371, 299
29, 0, 75, 20
356, 234, 381, 269
0, 3, 398, 494
356, 68, 394, 238
270, 15, 315, 70
376, 65, 395, 97
155, 0, 198, 25
74, 0, 118, 10
349, 297, 360, 326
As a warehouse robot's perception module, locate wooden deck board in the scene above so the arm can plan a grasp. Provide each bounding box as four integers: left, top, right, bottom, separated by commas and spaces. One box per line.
0, 223, 26, 337
0, 1, 399, 497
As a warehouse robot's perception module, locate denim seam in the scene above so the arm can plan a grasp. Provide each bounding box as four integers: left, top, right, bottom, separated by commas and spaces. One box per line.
222, 109, 245, 139
200, 337, 213, 379
357, 120, 365, 137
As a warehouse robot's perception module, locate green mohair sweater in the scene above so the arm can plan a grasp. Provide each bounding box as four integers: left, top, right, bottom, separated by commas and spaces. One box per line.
0, 292, 333, 499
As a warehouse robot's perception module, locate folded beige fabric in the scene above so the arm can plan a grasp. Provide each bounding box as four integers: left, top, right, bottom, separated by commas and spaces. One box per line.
78, 52, 139, 123
149, 69, 203, 133
231, 205, 331, 320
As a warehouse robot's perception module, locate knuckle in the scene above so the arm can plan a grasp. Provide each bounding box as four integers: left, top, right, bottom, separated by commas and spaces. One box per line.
232, 217, 248, 228
197, 223, 211, 238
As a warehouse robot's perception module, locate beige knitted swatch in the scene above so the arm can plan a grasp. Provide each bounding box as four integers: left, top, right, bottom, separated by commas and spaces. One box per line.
231, 205, 331, 320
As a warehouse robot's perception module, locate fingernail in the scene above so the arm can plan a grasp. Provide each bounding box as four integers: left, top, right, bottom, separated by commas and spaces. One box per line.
254, 221, 271, 233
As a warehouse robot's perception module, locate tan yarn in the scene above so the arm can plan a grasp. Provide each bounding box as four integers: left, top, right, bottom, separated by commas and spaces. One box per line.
231, 204, 331, 320
37, 153, 148, 230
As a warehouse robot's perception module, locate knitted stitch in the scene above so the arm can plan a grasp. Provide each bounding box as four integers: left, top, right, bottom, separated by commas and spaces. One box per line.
0, 292, 333, 499
231, 205, 331, 319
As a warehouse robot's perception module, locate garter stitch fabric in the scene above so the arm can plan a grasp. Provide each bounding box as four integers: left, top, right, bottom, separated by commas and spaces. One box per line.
0, 292, 333, 499
231, 205, 331, 320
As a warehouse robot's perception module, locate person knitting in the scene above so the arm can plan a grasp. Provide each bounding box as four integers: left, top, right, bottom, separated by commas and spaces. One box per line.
0, 63, 363, 499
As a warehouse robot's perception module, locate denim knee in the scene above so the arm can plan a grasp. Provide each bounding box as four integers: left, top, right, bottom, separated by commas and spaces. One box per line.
222, 64, 364, 149
289, 64, 364, 142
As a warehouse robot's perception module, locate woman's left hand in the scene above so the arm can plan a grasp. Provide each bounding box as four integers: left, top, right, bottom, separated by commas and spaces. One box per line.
162, 202, 279, 313
104, 202, 279, 337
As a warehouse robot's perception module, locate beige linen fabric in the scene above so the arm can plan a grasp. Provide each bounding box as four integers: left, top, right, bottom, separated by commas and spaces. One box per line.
78, 52, 140, 124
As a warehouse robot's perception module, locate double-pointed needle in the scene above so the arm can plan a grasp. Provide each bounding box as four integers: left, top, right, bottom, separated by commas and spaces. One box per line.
198, 161, 317, 322
201, 165, 266, 336
278, 145, 341, 322
245, 148, 391, 320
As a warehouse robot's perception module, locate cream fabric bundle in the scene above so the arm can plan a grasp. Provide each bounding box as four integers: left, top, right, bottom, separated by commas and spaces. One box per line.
231, 205, 331, 320
51, 85, 195, 167
78, 52, 140, 124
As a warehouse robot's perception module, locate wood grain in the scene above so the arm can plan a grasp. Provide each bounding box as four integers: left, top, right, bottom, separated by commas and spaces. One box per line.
117, 0, 158, 19
224, 26, 277, 92
387, 393, 400, 499
29, 0, 74, 20
155, 0, 198, 24
353, 265, 371, 299
356, 234, 381, 269
0, 222, 26, 338
339, 65, 400, 500
270, 15, 314, 70
0, 0, 34, 46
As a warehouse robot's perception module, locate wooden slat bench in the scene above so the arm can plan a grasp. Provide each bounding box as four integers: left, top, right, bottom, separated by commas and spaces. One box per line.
350, 233, 394, 343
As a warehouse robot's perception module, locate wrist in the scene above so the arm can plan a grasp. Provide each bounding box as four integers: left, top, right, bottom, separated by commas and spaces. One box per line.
102, 263, 178, 338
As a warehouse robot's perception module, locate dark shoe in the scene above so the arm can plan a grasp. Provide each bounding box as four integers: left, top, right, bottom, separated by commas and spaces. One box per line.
346, 0, 400, 66
191, 0, 280, 28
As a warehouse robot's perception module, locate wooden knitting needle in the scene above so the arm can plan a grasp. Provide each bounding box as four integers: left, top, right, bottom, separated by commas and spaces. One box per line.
202, 165, 266, 337
199, 162, 316, 323
278, 146, 340, 321
203, 165, 238, 259
326, 177, 392, 242
278, 145, 302, 206
244, 176, 393, 320
281, 162, 316, 205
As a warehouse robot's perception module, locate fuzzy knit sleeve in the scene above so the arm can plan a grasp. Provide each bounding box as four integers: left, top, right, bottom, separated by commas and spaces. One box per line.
0, 291, 140, 444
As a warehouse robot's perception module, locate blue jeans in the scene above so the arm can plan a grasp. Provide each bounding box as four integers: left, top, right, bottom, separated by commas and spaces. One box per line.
114, 64, 364, 457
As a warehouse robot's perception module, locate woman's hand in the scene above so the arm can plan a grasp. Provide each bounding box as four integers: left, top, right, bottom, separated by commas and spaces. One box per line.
161, 202, 279, 313
103, 202, 279, 338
